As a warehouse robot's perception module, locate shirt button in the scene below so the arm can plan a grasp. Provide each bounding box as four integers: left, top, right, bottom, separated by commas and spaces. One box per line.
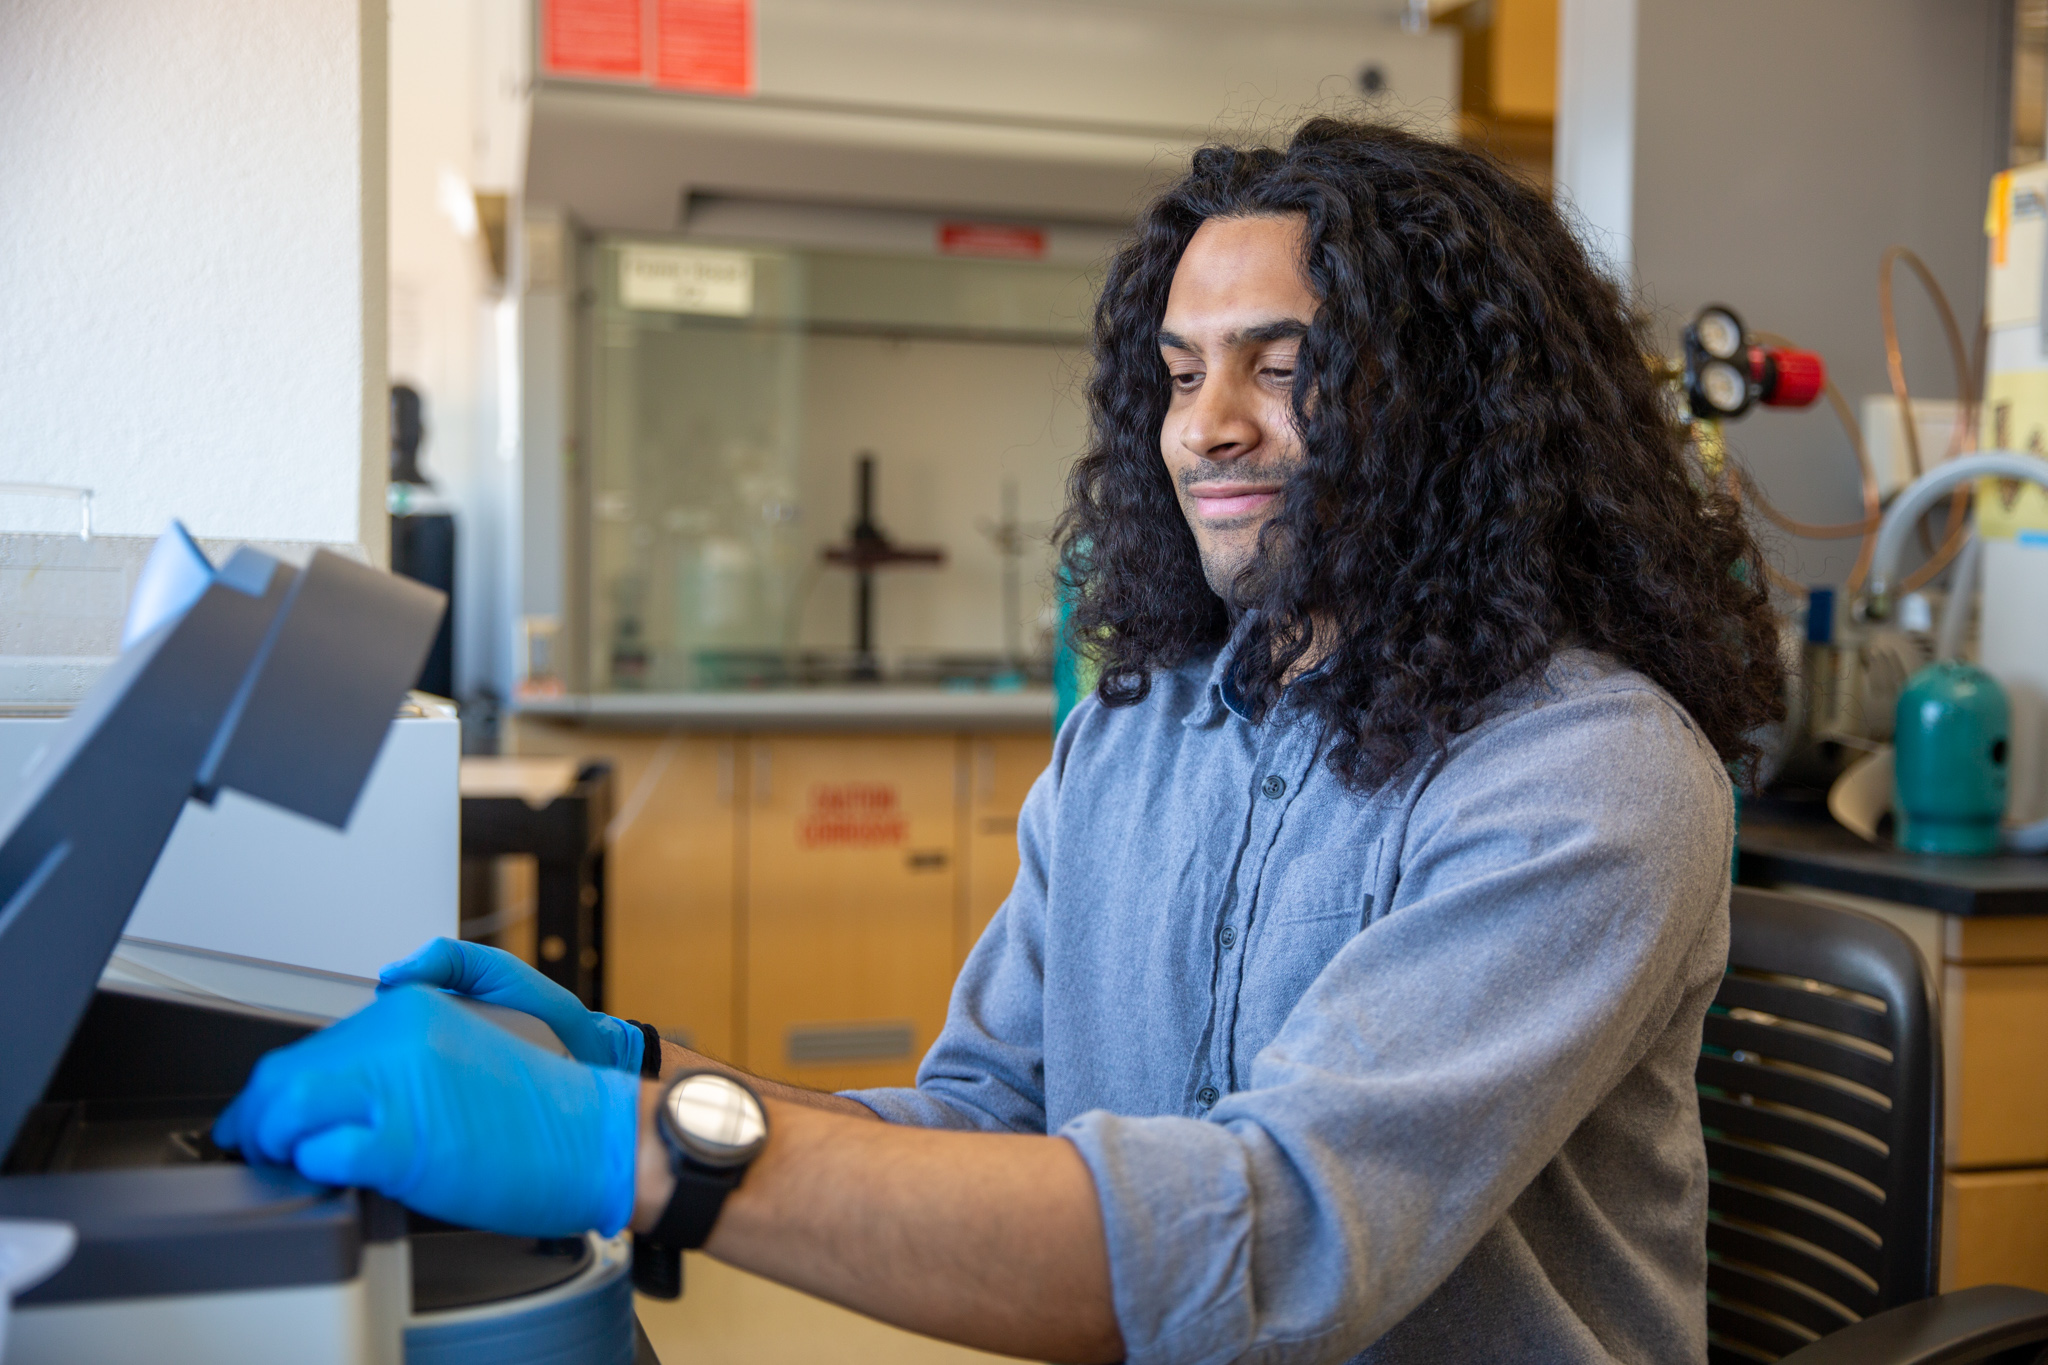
1197, 1085, 1220, 1108
1218, 925, 1237, 948
1261, 774, 1286, 800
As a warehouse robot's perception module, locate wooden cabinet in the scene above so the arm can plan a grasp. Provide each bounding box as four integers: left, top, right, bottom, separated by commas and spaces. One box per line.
1764, 885, 2048, 1293
509, 721, 740, 1061
958, 734, 1052, 962
505, 722, 1051, 1095
742, 735, 960, 1091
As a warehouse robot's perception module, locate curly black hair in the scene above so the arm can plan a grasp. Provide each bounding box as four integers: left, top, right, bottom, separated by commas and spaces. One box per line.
1058, 118, 1784, 790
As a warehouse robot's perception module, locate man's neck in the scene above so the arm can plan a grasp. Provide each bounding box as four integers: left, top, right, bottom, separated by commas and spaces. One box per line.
1233, 608, 1330, 685
1282, 613, 1335, 684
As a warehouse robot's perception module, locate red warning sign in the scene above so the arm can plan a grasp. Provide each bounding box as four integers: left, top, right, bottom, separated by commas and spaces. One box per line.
542, 0, 646, 79
656, 0, 754, 96
938, 222, 1048, 260
798, 783, 908, 848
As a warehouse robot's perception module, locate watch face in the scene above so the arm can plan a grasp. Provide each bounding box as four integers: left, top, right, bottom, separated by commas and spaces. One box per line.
664, 1073, 768, 1169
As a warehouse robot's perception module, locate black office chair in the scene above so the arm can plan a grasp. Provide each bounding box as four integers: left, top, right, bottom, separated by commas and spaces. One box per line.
1703, 888, 2048, 1363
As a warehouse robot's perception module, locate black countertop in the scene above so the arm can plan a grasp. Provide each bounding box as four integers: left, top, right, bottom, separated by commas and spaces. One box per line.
1738, 804, 2048, 917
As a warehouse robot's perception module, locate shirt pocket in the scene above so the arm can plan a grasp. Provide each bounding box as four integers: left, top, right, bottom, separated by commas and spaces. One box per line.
1256, 849, 1376, 928
1234, 897, 1372, 1072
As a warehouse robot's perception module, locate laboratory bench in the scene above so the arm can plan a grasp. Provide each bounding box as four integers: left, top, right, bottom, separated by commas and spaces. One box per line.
514, 686, 1054, 732
1738, 802, 2048, 1297
499, 699, 1054, 1097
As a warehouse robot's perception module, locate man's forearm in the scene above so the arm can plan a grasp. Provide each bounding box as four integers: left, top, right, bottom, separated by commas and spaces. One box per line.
631, 1087, 1123, 1364
654, 1038, 877, 1118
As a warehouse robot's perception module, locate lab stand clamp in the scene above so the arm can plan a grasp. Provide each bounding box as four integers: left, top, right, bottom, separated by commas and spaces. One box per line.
821, 451, 945, 682
0, 525, 649, 1364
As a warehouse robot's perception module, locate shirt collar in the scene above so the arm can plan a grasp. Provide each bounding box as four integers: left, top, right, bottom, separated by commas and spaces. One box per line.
1184, 612, 1332, 729
1185, 614, 1259, 728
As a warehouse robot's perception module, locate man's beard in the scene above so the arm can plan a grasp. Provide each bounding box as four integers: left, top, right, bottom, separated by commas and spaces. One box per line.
1199, 538, 1258, 605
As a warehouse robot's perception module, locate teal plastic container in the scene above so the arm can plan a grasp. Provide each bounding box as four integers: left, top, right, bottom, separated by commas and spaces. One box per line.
1893, 661, 2010, 856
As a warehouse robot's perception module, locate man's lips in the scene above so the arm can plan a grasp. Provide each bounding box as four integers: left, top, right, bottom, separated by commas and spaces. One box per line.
1187, 484, 1282, 520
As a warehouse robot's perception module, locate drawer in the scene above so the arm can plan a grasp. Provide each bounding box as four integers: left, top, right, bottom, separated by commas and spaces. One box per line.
1946, 963, 2048, 1168
1947, 917, 2048, 965
1944, 1169, 2048, 1293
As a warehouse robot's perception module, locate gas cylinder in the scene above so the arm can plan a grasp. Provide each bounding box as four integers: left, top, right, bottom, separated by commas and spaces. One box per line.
1893, 661, 2010, 856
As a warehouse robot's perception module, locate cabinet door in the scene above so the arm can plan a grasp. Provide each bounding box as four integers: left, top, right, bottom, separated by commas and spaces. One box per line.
959, 734, 1053, 963
1944, 1169, 2048, 1292
508, 719, 738, 1061
745, 735, 958, 1090
1946, 962, 2048, 1168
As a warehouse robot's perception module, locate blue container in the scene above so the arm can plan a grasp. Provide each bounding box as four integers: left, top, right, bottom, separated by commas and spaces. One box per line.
1893, 661, 2010, 857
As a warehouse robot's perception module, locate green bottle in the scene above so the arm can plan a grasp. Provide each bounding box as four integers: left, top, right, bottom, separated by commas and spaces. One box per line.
1893, 661, 2010, 857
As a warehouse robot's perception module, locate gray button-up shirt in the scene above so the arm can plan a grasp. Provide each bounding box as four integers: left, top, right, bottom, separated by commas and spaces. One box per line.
845, 646, 1731, 1364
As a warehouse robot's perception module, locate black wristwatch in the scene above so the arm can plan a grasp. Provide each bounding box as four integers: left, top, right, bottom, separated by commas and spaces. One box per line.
632, 1070, 769, 1299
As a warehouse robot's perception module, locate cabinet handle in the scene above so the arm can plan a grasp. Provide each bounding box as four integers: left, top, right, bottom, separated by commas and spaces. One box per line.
753, 745, 771, 805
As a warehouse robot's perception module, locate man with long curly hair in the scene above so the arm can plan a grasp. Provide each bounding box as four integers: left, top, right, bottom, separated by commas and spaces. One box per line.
220, 119, 1783, 1364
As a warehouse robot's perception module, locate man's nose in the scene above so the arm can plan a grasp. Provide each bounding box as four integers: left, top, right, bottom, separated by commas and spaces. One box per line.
1180, 373, 1260, 461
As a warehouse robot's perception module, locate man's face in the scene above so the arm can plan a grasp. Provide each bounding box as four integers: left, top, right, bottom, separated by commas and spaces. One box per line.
1158, 214, 1317, 602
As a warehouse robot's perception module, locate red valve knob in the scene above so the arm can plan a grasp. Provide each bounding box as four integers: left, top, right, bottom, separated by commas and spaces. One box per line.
1752, 346, 1825, 408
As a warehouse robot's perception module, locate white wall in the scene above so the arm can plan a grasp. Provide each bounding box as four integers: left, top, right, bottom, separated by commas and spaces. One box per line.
387, 0, 531, 699
0, 0, 388, 560
1614, 0, 2004, 587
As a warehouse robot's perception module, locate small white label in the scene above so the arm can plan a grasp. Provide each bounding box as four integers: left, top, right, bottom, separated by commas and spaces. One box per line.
619, 245, 753, 316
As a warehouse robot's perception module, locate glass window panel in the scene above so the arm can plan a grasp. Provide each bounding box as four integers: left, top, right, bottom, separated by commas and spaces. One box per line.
583, 236, 1101, 693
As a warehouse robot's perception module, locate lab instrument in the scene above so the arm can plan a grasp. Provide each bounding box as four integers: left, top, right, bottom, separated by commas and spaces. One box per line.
0, 525, 647, 1363
1894, 661, 2011, 855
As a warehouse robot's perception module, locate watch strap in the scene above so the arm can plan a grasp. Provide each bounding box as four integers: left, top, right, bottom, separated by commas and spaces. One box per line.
647, 1161, 743, 1250
631, 1235, 683, 1300
622, 1018, 663, 1078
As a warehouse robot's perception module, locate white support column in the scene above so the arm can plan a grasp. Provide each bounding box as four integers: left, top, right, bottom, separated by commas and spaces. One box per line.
1553, 0, 1639, 281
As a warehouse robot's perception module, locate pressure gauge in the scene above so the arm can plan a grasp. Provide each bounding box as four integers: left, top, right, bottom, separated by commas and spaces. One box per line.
1694, 306, 1744, 361
1697, 359, 1748, 416
1683, 303, 1757, 419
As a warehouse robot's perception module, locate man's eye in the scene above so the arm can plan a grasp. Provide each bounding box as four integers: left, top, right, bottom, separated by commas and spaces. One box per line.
1262, 367, 1295, 381
1170, 371, 1202, 390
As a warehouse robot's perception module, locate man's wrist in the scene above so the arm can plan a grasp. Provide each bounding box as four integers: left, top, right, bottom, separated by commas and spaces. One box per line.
632, 1079, 678, 1233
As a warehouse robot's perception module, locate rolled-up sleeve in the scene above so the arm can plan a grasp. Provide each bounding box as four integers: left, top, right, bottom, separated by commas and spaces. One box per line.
1059, 689, 1730, 1365
840, 724, 1072, 1134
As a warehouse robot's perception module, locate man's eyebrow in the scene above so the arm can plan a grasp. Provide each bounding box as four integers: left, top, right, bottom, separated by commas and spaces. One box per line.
1233, 319, 1310, 346
1156, 319, 1310, 351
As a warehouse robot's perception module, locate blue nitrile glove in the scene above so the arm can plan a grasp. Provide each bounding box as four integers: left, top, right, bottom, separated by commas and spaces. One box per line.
379, 938, 645, 1075
212, 985, 639, 1237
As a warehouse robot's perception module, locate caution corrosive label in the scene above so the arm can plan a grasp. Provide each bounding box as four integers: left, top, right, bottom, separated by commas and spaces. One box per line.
798, 784, 908, 848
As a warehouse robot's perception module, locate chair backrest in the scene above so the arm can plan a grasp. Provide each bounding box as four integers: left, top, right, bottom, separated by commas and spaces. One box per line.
1700, 887, 1942, 1364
